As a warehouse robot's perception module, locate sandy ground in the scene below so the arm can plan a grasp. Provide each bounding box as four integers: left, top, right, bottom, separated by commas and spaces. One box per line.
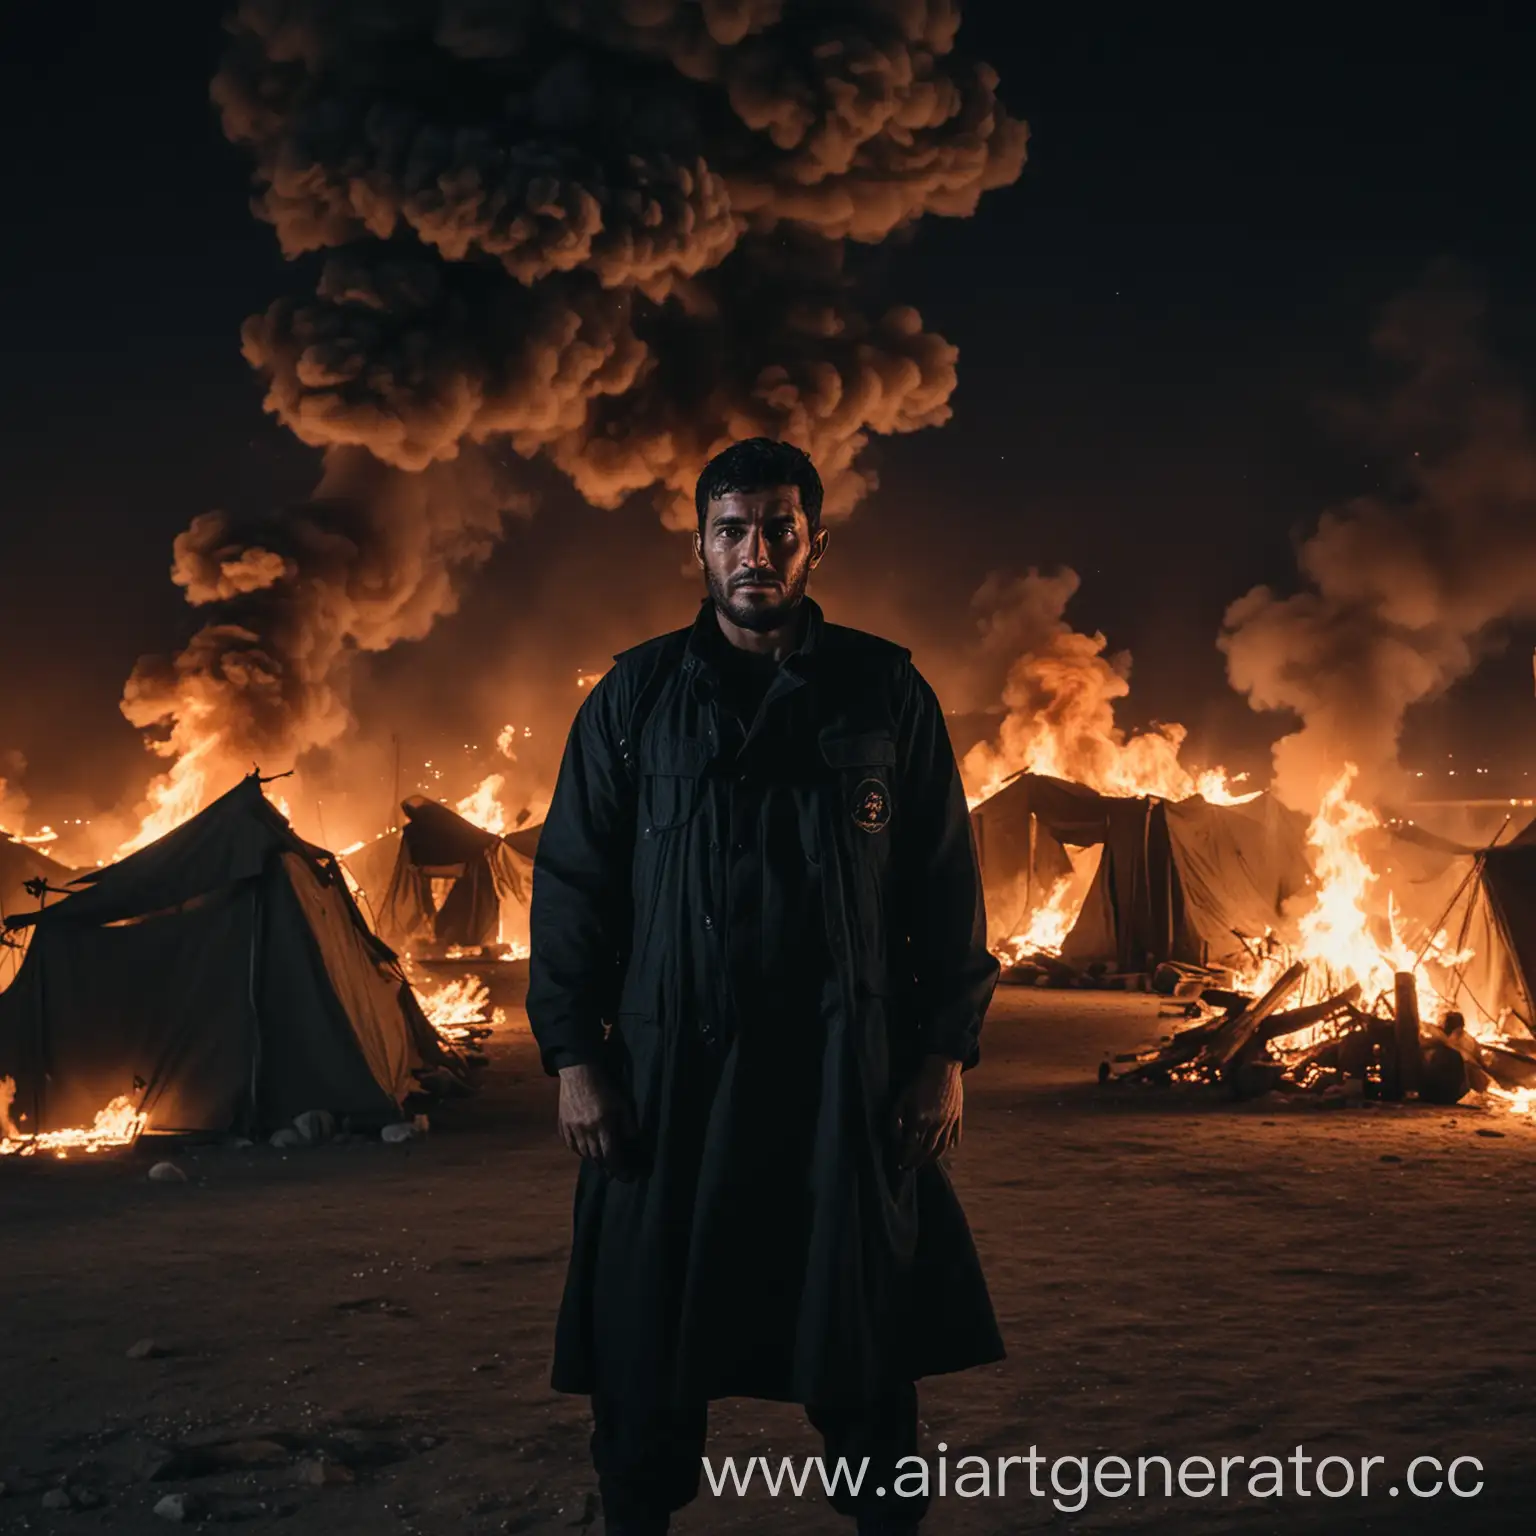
4, 984, 1536, 1535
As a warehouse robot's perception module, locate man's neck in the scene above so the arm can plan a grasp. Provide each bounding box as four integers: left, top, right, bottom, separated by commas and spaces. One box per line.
712, 599, 807, 662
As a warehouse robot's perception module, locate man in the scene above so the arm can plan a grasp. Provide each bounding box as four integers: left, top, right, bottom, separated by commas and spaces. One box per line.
529, 438, 1003, 1535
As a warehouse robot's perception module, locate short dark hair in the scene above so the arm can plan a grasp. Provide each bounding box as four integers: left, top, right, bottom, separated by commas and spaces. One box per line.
695, 438, 823, 534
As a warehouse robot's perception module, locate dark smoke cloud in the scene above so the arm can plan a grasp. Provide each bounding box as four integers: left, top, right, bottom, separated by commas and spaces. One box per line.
122, 447, 525, 777
1220, 268, 1536, 811
213, 0, 1026, 526
118, 0, 1024, 829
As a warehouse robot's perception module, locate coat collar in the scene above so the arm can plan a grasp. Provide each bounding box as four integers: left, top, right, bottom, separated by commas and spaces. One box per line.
681, 596, 824, 691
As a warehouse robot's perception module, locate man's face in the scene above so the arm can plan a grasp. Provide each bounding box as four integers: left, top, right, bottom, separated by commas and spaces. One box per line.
694, 485, 828, 633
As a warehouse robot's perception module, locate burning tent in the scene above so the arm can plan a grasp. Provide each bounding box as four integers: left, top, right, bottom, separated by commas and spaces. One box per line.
1363, 817, 1536, 1038
354, 797, 539, 960
0, 836, 78, 991
0, 835, 74, 924
1104, 809, 1536, 1109
0, 775, 445, 1138
971, 773, 1313, 974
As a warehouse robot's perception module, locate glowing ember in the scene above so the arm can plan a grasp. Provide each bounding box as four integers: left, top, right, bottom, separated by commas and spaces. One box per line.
4, 826, 60, 848
444, 942, 531, 963
455, 775, 508, 835
0, 1076, 146, 1158
1487, 1086, 1535, 1116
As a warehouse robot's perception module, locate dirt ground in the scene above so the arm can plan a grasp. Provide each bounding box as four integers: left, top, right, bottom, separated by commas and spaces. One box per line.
4, 983, 1536, 1535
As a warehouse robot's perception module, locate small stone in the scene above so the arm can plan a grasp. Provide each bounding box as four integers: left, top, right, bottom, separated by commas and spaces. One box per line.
127, 1337, 168, 1360
226, 1137, 255, 1150
380, 1122, 417, 1144
70, 1487, 105, 1510
155, 1491, 201, 1521
42, 1488, 73, 1510
292, 1110, 335, 1145
296, 1459, 354, 1487
1379, 1154, 1403, 1164
268, 1128, 303, 1149
1475, 1128, 1506, 1139
148, 1161, 187, 1182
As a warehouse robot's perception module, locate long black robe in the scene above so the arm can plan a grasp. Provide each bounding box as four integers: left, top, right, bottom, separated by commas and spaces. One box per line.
528, 597, 1003, 1408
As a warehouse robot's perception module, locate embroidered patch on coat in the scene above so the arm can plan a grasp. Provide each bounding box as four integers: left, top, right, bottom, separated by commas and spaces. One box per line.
851, 777, 892, 833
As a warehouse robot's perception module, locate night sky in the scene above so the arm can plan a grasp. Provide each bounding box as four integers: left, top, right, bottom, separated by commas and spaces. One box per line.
4, 1, 1536, 827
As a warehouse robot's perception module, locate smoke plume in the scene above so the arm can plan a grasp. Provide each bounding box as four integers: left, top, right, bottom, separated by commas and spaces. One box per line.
1220, 269, 1536, 811
122, 448, 521, 776
118, 0, 1025, 833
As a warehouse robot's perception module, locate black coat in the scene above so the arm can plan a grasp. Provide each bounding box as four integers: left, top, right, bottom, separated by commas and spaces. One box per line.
528, 598, 1003, 1407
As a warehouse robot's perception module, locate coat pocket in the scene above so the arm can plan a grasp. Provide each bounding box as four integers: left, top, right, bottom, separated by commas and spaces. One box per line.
640, 735, 711, 831
818, 729, 898, 836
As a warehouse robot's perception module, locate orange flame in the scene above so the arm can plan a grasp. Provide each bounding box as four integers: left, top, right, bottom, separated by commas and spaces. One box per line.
996, 876, 1077, 963
455, 774, 508, 835
112, 737, 216, 861
0, 1075, 147, 1158
412, 974, 507, 1043
1239, 765, 1476, 1029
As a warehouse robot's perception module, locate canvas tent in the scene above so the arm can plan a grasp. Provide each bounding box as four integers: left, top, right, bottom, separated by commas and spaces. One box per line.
0, 836, 74, 923
970, 773, 1314, 972
353, 797, 538, 958
1362, 817, 1536, 1039
0, 775, 446, 1137
0, 836, 77, 991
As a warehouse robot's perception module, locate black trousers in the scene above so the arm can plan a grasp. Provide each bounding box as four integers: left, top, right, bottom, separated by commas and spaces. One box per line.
591, 1383, 928, 1526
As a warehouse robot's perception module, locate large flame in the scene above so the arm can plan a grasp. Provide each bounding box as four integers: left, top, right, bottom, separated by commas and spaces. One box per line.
967, 726, 1257, 810
996, 876, 1077, 965
455, 774, 508, 836
1240, 765, 1475, 1022
110, 757, 294, 865
111, 737, 217, 861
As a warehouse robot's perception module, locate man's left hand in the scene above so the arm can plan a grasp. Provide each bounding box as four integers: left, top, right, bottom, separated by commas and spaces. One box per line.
891, 1054, 964, 1169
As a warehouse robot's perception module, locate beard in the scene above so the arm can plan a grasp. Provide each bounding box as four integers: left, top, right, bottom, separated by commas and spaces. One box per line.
706, 557, 811, 633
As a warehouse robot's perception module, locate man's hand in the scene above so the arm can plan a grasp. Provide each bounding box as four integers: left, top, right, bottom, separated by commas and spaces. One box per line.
557, 1063, 639, 1178
891, 1054, 964, 1170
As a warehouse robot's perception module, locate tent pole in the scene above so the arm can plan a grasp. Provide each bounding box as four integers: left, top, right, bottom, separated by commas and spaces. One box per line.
391, 733, 401, 828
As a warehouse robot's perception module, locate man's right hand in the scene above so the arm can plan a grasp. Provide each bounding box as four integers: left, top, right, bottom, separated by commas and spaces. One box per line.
557, 1063, 639, 1178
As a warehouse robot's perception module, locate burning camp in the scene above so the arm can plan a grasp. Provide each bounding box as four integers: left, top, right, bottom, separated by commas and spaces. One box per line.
13, 5, 1536, 1533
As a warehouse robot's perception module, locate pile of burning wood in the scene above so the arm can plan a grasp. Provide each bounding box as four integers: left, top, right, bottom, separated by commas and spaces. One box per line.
1103, 962, 1536, 1107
